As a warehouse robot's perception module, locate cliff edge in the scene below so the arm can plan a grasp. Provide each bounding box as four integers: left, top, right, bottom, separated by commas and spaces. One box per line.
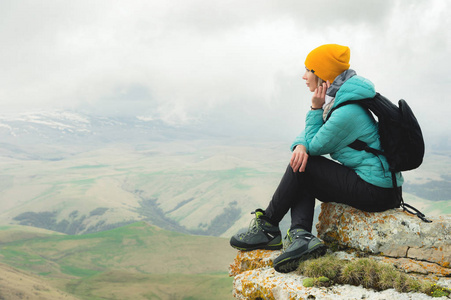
229, 203, 451, 299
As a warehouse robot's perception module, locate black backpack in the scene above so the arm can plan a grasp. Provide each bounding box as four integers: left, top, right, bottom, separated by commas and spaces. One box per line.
326, 93, 430, 222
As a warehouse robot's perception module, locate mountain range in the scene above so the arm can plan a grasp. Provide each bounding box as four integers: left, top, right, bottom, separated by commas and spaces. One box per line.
0, 110, 215, 160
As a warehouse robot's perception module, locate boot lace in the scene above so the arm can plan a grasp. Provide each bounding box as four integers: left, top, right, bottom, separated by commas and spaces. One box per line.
283, 229, 293, 251
240, 212, 262, 238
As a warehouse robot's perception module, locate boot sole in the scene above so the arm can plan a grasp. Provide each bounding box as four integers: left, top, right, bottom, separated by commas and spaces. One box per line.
273, 244, 327, 273
230, 242, 283, 251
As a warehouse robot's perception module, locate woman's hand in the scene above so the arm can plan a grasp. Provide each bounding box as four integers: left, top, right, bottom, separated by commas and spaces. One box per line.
290, 144, 309, 172
311, 80, 330, 109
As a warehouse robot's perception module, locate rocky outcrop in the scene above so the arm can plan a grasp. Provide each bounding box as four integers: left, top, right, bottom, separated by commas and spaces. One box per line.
230, 203, 451, 299
317, 203, 451, 268
230, 250, 451, 299
229, 250, 280, 277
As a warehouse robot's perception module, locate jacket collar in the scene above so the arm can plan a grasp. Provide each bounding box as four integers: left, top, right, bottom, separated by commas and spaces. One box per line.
326, 69, 357, 98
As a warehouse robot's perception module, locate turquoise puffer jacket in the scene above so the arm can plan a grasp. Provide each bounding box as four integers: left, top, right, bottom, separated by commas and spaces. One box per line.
291, 75, 403, 188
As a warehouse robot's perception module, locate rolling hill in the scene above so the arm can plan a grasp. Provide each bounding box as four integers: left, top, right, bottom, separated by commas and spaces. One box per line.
0, 262, 80, 300
0, 110, 449, 239
0, 222, 236, 299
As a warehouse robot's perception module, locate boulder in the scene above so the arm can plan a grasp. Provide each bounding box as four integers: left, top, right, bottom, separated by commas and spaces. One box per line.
316, 203, 451, 268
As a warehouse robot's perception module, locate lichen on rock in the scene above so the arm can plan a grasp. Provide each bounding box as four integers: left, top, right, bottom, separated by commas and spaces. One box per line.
316, 202, 451, 269
230, 202, 451, 299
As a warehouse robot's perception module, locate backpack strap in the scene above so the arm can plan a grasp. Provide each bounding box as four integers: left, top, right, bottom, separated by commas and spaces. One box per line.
401, 201, 432, 223
389, 171, 432, 223
325, 100, 361, 122
348, 140, 384, 157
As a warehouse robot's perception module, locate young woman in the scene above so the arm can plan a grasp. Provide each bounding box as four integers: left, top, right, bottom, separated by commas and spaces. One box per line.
230, 44, 403, 273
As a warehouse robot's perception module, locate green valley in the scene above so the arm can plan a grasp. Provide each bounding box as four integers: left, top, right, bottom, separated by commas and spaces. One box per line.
0, 222, 236, 299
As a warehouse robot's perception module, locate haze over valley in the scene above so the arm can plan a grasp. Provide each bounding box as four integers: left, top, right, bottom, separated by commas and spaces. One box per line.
0, 110, 450, 238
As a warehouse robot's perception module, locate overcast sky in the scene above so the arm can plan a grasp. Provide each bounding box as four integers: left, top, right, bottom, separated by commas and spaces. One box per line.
0, 0, 450, 142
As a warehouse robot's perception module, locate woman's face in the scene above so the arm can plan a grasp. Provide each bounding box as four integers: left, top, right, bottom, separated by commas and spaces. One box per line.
302, 68, 318, 92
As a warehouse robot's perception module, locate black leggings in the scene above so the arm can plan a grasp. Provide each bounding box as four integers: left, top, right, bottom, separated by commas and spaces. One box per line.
265, 156, 401, 232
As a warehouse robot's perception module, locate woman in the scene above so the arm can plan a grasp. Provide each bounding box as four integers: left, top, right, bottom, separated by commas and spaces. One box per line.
230, 44, 402, 273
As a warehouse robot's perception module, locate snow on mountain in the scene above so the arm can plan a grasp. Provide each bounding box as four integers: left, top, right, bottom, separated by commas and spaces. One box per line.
0, 110, 198, 144
0, 110, 210, 160
0, 111, 91, 137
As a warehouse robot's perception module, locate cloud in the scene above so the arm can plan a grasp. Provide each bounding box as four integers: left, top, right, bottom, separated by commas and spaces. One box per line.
0, 0, 449, 142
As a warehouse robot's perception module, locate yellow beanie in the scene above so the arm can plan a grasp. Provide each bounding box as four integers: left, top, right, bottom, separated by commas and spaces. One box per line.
304, 44, 351, 83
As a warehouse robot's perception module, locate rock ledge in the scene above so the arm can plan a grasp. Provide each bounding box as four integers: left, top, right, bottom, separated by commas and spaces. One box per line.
230, 203, 451, 299
317, 203, 451, 269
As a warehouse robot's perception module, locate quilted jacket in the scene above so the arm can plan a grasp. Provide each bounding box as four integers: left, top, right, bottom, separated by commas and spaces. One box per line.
291, 75, 403, 188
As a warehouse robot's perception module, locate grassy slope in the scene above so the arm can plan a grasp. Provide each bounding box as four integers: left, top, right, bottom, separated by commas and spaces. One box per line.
0, 262, 81, 300
66, 272, 233, 300
1, 145, 449, 239
0, 222, 236, 300
0, 142, 286, 237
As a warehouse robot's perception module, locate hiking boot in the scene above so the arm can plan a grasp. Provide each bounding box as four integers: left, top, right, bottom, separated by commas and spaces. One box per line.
230, 209, 282, 251
273, 228, 327, 273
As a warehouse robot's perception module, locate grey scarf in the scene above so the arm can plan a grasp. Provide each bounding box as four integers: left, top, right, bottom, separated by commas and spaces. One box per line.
323, 69, 357, 121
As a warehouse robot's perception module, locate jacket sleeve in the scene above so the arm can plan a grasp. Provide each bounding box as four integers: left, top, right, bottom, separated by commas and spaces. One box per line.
292, 104, 373, 155
290, 109, 324, 152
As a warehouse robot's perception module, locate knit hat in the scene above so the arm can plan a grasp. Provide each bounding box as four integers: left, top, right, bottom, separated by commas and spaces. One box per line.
305, 44, 350, 83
